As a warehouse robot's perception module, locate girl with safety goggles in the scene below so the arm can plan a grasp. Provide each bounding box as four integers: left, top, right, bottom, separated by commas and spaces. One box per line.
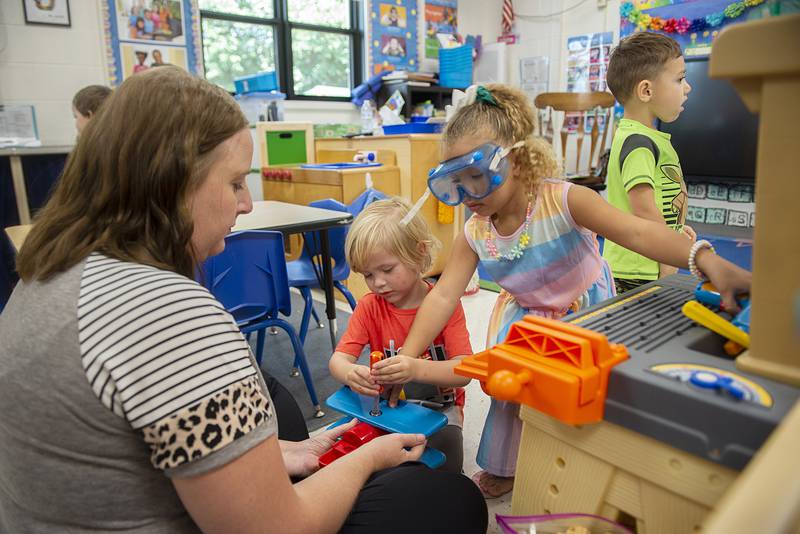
380, 84, 751, 499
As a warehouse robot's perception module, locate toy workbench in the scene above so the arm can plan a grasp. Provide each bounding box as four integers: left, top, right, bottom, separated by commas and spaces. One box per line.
495, 276, 799, 533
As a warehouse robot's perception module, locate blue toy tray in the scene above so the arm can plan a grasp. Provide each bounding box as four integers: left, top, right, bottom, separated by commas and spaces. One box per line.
300, 162, 383, 170
326, 387, 447, 436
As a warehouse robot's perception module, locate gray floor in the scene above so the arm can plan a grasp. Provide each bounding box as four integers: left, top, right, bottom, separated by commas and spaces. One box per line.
310, 288, 511, 533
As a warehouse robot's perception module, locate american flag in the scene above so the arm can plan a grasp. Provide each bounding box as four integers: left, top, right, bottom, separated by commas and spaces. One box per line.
502, 0, 514, 35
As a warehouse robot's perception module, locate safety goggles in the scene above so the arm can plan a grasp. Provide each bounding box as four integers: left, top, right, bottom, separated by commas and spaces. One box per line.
427, 141, 525, 206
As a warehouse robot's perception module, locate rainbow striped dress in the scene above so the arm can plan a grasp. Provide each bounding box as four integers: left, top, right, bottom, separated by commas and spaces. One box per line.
465, 179, 615, 477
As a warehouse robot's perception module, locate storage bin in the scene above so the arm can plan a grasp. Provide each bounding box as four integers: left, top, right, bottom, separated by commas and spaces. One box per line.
234, 70, 278, 94
439, 44, 473, 88
382, 122, 442, 135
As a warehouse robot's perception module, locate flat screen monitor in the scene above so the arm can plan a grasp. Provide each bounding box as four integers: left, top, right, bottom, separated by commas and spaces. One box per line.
657, 57, 758, 182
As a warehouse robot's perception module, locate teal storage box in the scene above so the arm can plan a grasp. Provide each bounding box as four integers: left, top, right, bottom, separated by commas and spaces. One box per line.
439, 45, 473, 88
234, 70, 278, 94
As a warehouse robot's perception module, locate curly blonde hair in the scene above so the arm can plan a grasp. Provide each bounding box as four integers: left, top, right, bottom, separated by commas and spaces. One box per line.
442, 84, 561, 190
346, 197, 440, 274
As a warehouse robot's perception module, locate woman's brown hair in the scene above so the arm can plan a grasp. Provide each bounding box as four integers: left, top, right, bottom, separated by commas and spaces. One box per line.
442, 84, 560, 191
17, 67, 248, 281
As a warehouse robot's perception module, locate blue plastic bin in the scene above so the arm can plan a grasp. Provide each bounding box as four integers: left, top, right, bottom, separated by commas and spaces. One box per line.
234, 70, 278, 94
439, 44, 473, 89
382, 122, 443, 135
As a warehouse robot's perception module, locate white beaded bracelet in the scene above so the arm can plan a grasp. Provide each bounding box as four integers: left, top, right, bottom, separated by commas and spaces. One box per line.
688, 239, 716, 280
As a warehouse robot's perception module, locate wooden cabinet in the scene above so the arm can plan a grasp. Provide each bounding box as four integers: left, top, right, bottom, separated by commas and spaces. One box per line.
315, 134, 462, 277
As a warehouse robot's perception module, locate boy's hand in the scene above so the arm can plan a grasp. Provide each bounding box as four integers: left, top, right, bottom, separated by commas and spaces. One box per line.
346, 365, 381, 397
371, 355, 418, 385
682, 224, 697, 242
696, 249, 751, 313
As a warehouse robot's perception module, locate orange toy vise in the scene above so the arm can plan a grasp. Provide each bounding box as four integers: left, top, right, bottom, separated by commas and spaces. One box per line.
454, 315, 629, 425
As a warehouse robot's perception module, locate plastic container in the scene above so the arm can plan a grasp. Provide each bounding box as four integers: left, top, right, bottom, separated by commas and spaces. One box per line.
234, 70, 278, 94
439, 44, 473, 88
382, 122, 443, 135
235, 91, 286, 124
497, 513, 633, 534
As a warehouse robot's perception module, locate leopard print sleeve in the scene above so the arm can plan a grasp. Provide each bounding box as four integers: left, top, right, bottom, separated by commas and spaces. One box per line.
142, 374, 277, 472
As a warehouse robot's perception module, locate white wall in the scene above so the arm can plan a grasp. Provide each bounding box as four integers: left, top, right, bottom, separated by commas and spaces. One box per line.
0, 1, 107, 146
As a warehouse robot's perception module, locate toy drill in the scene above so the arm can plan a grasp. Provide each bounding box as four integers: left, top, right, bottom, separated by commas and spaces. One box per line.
682, 282, 751, 356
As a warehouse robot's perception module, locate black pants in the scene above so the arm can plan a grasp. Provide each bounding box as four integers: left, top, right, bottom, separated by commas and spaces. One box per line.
262, 373, 488, 534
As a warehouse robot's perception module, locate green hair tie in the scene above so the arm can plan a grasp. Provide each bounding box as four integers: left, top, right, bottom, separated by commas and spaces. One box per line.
475, 86, 497, 106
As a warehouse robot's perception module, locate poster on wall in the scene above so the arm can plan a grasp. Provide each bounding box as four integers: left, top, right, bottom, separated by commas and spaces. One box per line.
619, 0, 791, 57
565, 31, 612, 134
369, 0, 419, 75
424, 0, 458, 60
102, 0, 202, 85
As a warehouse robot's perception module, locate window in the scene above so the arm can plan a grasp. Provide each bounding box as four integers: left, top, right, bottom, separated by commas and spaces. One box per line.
199, 0, 363, 100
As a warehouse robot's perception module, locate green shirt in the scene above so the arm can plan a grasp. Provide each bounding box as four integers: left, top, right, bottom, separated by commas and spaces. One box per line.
603, 118, 687, 280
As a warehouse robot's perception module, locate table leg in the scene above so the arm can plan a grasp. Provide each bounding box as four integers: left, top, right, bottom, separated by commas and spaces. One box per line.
319, 229, 338, 350
10, 155, 31, 225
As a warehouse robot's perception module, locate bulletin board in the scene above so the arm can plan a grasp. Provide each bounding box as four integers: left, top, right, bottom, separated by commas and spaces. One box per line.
369, 0, 419, 75
101, 0, 203, 86
424, 0, 458, 60
564, 31, 613, 134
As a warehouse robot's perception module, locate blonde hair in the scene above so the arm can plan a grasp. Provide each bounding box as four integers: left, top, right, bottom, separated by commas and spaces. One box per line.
442, 83, 561, 190
17, 67, 247, 281
346, 197, 440, 274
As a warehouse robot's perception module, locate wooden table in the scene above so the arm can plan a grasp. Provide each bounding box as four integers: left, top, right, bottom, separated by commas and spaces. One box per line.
233, 200, 353, 350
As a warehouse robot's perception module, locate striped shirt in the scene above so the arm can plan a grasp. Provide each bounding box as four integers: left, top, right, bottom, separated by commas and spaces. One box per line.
78, 254, 259, 429
0, 253, 276, 532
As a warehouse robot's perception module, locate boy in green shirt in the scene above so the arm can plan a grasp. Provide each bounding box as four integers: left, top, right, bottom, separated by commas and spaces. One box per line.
603, 32, 696, 293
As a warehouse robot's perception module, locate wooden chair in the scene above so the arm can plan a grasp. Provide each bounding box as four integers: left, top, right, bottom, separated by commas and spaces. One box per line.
534, 92, 615, 190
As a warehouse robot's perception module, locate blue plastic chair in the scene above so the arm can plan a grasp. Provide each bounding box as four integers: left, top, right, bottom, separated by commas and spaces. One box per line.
287, 199, 358, 347
203, 230, 323, 417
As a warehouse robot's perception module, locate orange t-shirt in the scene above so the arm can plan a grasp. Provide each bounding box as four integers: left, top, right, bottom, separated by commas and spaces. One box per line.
336, 285, 473, 413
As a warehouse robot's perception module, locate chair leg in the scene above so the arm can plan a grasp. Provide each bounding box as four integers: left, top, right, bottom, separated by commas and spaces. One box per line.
255, 329, 266, 366
291, 287, 314, 378
273, 319, 324, 418
335, 280, 357, 311
310, 304, 324, 328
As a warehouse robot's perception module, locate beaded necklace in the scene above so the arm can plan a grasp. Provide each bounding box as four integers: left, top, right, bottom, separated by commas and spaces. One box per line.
485, 200, 533, 261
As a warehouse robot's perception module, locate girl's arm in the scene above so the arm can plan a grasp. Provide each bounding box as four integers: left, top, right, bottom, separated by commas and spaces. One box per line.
372, 355, 470, 387
398, 231, 478, 359
568, 184, 751, 310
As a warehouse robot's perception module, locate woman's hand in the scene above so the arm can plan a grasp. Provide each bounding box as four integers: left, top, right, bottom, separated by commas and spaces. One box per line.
696, 249, 752, 313
280, 420, 359, 478
355, 432, 427, 472
371, 355, 418, 385
346, 364, 380, 397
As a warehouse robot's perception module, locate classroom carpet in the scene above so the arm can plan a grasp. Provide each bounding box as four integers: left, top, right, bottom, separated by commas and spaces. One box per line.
250, 292, 351, 432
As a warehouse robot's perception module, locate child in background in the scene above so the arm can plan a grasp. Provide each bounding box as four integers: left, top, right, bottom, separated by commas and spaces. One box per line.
604, 32, 697, 293
329, 198, 473, 474
71, 84, 112, 135
391, 84, 751, 498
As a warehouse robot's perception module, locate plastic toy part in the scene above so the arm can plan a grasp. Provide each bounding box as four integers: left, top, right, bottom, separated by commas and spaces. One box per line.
318, 421, 387, 468
369, 351, 384, 416
454, 315, 629, 425
682, 301, 750, 352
